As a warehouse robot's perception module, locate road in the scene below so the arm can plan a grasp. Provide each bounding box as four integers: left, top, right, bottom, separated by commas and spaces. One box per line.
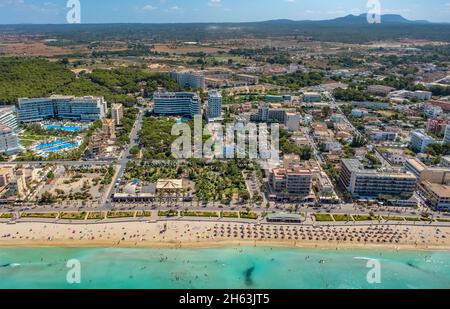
104, 106, 146, 209
7, 200, 442, 220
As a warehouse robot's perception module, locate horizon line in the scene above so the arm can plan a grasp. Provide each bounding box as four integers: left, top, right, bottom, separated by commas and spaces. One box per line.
0, 13, 448, 26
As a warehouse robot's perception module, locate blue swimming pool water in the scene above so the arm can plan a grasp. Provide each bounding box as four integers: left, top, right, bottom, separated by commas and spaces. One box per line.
42, 142, 79, 153
35, 140, 68, 150
45, 125, 82, 132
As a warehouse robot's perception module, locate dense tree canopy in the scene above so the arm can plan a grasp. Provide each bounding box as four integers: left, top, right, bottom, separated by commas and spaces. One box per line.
0, 57, 179, 106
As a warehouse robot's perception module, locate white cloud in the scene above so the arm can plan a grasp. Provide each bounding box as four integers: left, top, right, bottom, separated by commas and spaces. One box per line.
208, 0, 222, 7
142, 4, 158, 11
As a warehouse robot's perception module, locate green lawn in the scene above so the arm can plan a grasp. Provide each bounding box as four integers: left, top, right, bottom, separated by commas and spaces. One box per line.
404, 217, 421, 222
436, 218, 450, 223
221, 211, 239, 218
107, 211, 136, 218
313, 213, 334, 222
0, 213, 13, 219
353, 215, 380, 221
60, 212, 87, 220
158, 210, 179, 217
180, 211, 219, 218
333, 214, 354, 222
383, 216, 405, 221
239, 212, 258, 220
136, 211, 152, 217
20, 212, 59, 219
87, 212, 105, 220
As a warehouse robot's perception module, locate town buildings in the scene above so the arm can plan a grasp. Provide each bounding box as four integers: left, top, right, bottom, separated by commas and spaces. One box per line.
250, 104, 300, 131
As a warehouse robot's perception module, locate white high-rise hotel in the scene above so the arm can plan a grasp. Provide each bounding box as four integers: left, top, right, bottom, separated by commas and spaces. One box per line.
207, 90, 222, 121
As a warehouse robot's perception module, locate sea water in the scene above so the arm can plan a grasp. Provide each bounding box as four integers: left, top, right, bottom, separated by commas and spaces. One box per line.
0, 247, 450, 289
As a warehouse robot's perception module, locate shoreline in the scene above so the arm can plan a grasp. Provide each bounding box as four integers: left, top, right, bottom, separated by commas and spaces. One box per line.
1, 239, 450, 252
1, 220, 450, 252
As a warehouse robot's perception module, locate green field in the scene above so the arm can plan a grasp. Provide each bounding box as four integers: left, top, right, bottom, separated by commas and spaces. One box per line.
353, 215, 380, 221
333, 214, 353, 222
107, 211, 136, 219
158, 210, 179, 217
60, 212, 87, 220
180, 211, 219, 218
221, 212, 239, 218
0, 213, 13, 219
87, 212, 105, 220
239, 212, 258, 220
136, 211, 152, 217
313, 214, 334, 222
20, 212, 59, 219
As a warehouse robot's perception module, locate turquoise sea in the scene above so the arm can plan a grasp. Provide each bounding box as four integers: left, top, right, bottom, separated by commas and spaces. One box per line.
1, 247, 450, 289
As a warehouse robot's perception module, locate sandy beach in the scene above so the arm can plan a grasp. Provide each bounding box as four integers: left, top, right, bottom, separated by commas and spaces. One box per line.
1, 220, 450, 251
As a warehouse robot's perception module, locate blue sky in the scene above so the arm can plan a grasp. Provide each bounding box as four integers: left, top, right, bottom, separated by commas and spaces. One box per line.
0, 0, 449, 24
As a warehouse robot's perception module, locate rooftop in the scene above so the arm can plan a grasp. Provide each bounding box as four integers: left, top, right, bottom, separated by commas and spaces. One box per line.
156, 179, 183, 190
423, 181, 450, 198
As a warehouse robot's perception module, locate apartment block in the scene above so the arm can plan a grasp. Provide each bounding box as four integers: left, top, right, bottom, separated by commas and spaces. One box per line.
302, 92, 322, 102
410, 129, 436, 153
111, 103, 124, 126
270, 166, 313, 197
250, 104, 300, 131
418, 181, 450, 211
340, 159, 417, 199
367, 129, 398, 141
426, 118, 450, 136
445, 124, 450, 144
0, 106, 19, 132
170, 70, 205, 89
0, 124, 22, 155
404, 158, 450, 185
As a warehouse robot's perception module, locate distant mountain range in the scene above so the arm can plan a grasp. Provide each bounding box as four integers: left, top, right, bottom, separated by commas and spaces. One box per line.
1, 14, 449, 44
262, 14, 433, 25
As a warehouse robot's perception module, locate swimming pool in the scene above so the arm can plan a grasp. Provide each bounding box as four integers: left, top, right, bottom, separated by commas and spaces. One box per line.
45, 125, 82, 132
42, 142, 79, 153
35, 140, 68, 150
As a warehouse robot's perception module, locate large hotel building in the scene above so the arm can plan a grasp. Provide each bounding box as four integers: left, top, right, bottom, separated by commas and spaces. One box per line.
339, 159, 417, 199
207, 90, 222, 120
153, 92, 201, 118
169, 70, 206, 90
18, 95, 108, 123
